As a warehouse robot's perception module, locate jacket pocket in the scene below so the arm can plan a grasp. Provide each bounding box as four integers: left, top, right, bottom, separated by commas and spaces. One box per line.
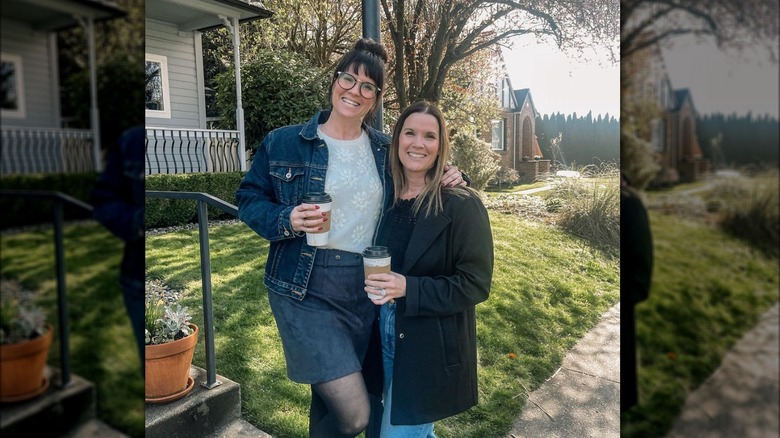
269, 165, 306, 205
439, 315, 462, 368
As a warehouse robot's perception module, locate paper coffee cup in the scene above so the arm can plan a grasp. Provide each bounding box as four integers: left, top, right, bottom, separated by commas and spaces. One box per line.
362, 246, 391, 299
301, 192, 332, 246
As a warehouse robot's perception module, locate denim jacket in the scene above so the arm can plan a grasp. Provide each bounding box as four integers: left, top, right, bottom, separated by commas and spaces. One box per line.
236, 111, 393, 300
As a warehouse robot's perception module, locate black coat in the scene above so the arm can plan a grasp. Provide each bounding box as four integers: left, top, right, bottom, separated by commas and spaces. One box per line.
387, 190, 494, 425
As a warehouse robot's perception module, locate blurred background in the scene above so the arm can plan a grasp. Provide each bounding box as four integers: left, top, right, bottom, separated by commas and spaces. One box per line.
1, 0, 144, 436
620, 1, 779, 437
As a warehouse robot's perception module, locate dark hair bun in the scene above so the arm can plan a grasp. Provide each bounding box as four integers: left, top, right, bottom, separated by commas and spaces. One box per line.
354, 38, 388, 64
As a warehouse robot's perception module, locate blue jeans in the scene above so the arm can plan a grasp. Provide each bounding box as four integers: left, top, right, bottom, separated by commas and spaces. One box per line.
379, 303, 436, 438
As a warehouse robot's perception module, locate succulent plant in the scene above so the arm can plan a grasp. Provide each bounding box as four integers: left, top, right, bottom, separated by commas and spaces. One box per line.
145, 297, 192, 345
0, 290, 47, 345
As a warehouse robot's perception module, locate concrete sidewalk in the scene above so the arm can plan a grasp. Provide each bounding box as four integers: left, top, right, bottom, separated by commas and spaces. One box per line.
506, 302, 621, 438
665, 302, 779, 438
504, 300, 779, 438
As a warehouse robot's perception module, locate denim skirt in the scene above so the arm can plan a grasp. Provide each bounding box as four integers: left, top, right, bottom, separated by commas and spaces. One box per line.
267, 249, 376, 384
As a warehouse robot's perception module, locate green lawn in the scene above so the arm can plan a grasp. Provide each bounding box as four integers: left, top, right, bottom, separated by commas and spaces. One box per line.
0, 223, 144, 438
145, 211, 620, 437
621, 182, 780, 437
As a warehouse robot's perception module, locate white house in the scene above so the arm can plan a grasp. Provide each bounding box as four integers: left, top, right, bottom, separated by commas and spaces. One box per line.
144, 0, 272, 175
1, 0, 125, 174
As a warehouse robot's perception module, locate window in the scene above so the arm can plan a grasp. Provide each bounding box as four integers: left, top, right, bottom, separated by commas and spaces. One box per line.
1, 53, 26, 119
651, 118, 665, 152
491, 119, 505, 151
145, 54, 171, 118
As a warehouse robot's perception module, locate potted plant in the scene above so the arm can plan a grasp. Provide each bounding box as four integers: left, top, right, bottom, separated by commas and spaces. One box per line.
0, 287, 53, 403
145, 298, 198, 404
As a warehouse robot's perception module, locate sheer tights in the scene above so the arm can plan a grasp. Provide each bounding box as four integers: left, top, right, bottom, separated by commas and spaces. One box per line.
309, 372, 370, 437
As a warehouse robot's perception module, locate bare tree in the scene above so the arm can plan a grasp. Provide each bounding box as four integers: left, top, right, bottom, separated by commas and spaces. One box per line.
621, 0, 779, 60
380, 0, 620, 108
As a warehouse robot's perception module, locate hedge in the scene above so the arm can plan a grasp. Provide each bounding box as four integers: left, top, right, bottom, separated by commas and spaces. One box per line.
145, 172, 246, 228
1, 172, 246, 230
0, 173, 99, 229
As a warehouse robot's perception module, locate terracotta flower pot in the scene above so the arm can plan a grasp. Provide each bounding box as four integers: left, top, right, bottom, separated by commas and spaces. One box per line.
1, 324, 53, 403
145, 323, 198, 404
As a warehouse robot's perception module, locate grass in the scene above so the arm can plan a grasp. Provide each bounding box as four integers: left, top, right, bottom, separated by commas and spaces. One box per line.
621, 176, 780, 437
486, 180, 550, 194
0, 223, 144, 438
145, 211, 620, 437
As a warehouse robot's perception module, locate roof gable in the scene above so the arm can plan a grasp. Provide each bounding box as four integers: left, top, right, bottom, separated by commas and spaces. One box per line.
513, 88, 539, 117
673, 88, 696, 113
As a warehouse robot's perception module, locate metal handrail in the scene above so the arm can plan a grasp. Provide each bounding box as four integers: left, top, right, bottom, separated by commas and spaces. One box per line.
0, 189, 94, 388
145, 191, 238, 389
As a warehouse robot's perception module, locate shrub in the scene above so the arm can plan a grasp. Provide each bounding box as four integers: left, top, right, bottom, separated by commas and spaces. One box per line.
0, 173, 98, 229
214, 49, 330, 153
710, 171, 779, 257
551, 163, 620, 252
491, 167, 520, 189
450, 132, 500, 191
145, 172, 245, 228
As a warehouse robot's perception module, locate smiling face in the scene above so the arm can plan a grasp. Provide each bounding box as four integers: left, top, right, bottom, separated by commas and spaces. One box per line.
398, 112, 440, 179
330, 65, 377, 123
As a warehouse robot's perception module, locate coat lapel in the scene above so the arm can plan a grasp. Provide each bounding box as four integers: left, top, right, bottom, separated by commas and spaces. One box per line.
401, 210, 451, 273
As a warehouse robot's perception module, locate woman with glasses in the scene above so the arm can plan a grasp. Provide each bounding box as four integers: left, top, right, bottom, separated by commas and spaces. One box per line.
236, 39, 464, 437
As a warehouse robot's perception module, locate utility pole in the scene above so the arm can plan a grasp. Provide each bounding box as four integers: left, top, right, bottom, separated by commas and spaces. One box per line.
362, 0, 383, 132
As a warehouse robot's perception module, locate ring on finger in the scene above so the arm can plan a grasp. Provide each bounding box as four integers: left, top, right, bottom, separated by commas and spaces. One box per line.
303, 219, 307, 228
379, 287, 386, 297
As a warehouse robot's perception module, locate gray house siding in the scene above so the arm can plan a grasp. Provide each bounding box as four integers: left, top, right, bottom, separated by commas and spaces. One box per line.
0, 19, 59, 128
145, 19, 203, 129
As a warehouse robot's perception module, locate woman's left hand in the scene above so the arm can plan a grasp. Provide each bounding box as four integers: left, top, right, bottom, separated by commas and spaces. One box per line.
365, 272, 406, 305
442, 165, 467, 187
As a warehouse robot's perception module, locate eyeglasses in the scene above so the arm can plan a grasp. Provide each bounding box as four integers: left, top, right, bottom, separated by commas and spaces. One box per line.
335, 71, 381, 99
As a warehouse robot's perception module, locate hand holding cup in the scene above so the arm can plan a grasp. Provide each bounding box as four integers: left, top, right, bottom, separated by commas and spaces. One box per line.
292, 193, 332, 246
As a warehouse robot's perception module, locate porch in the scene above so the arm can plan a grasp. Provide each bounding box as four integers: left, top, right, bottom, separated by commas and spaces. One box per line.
1, 127, 97, 175
145, 127, 245, 175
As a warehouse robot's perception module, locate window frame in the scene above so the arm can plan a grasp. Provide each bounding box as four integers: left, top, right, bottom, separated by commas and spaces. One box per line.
145, 53, 171, 119
491, 118, 505, 151
1, 53, 26, 119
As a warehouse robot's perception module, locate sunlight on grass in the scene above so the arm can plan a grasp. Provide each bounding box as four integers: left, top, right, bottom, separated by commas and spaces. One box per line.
1, 222, 144, 438
146, 213, 619, 437
621, 211, 779, 438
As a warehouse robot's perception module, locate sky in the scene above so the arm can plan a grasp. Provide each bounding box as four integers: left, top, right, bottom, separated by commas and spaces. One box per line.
660, 35, 779, 118
502, 34, 779, 120
503, 38, 620, 118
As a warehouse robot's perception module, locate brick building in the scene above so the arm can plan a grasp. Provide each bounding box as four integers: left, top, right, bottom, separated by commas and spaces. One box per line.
486, 75, 550, 184
624, 33, 710, 185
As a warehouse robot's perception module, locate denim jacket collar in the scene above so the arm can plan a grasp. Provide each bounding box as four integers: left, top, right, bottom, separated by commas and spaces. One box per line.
300, 110, 389, 149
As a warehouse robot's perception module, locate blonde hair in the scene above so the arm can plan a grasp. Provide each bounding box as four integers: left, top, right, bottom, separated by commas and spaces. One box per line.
390, 101, 468, 217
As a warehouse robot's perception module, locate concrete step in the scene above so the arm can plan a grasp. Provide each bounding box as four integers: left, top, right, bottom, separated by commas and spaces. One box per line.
0, 367, 96, 437
214, 418, 273, 437
146, 366, 267, 438
65, 418, 129, 438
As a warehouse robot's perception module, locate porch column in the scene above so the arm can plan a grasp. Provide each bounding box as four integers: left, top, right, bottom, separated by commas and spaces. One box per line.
79, 16, 102, 171
220, 15, 246, 171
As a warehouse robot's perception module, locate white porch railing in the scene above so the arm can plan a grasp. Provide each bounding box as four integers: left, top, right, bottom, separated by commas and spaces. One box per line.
145, 127, 242, 175
0, 127, 95, 175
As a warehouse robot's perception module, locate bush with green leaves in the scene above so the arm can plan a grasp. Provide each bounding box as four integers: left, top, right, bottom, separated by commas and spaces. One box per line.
0, 172, 98, 229
450, 132, 500, 191
145, 171, 246, 228
214, 48, 330, 153
145, 299, 192, 345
